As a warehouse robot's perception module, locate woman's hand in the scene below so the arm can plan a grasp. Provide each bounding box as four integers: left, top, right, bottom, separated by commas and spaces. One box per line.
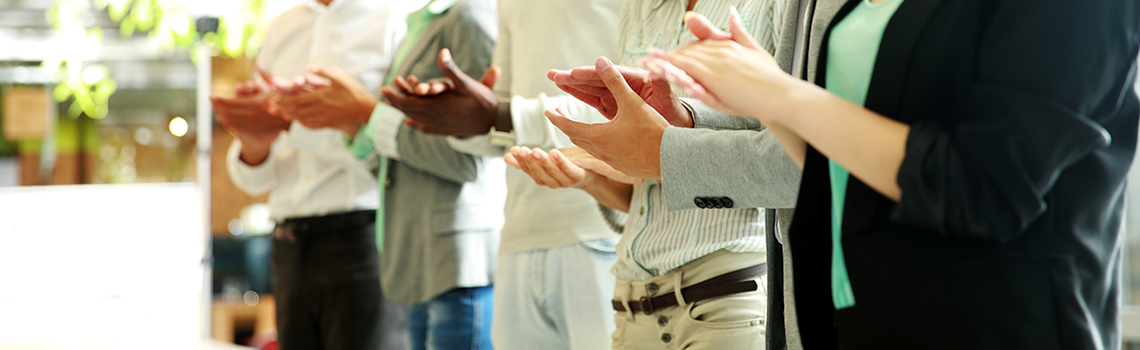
644, 11, 802, 125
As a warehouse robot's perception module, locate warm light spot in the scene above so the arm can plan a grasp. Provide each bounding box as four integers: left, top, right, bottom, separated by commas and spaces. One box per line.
169, 117, 188, 137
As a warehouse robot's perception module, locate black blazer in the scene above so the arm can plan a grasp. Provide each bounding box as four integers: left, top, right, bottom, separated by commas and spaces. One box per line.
788, 0, 1140, 349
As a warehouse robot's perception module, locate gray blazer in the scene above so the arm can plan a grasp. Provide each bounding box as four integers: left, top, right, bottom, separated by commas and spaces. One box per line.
375, 0, 501, 305
656, 0, 845, 349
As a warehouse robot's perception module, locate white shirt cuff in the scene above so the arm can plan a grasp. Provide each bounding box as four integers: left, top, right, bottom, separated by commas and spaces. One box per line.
371, 104, 404, 159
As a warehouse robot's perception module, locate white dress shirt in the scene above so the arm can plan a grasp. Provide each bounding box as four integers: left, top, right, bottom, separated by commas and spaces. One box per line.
226, 0, 416, 221
446, 0, 626, 253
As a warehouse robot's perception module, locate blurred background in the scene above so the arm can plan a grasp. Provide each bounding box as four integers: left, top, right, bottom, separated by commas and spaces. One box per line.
0, 0, 1139, 349
0, 0, 293, 348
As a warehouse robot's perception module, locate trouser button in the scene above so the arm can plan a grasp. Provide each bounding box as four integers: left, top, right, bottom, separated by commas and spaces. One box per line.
657, 316, 668, 326
661, 333, 672, 343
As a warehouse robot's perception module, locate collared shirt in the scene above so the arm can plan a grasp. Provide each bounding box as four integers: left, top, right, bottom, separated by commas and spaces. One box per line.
610, 0, 783, 281
226, 0, 420, 221
445, 0, 627, 253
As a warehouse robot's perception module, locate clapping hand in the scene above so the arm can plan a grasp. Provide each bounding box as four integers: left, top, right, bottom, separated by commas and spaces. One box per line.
546, 65, 692, 127
268, 65, 378, 137
504, 146, 642, 190
544, 56, 670, 180
380, 48, 503, 137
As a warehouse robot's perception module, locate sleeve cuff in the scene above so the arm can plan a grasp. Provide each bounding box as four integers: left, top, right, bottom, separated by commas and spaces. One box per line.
447, 135, 507, 157
226, 138, 278, 188
370, 104, 405, 159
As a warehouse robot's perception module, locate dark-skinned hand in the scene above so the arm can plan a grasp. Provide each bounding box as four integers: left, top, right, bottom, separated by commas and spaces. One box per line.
381, 48, 502, 137
545, 56, 669, 181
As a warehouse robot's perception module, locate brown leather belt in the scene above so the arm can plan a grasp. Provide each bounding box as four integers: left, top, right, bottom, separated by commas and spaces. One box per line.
612, 263, 766, 315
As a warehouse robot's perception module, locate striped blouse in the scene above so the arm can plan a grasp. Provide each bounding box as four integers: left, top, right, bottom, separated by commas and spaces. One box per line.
610, 0, 783, 281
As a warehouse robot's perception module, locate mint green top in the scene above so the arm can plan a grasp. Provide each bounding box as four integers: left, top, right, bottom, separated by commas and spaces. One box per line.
824, 0, 904, 310
347, 0, 460, 252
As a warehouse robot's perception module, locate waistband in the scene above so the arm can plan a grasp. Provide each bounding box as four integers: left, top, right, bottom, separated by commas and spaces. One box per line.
278, 210, 376, 235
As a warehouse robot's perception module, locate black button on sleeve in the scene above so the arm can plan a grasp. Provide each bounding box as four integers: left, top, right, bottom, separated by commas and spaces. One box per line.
711, 198, 723, 208
723, 197, 734, 208
694, 198, 706, 208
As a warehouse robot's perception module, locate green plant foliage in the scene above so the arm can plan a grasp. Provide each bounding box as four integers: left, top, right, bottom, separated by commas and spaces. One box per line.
45, 0, 268, 119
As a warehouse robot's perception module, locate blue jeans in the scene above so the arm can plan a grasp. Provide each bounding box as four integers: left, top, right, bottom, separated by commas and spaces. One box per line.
409, 286, 495, 350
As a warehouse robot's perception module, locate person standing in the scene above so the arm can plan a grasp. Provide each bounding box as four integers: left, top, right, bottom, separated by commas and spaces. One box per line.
210, 0, 422, 348
380, 0, 627, 349
265, 0, 502, 348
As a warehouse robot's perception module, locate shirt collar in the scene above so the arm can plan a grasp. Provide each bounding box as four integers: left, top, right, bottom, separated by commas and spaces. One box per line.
427, 0, 460, 15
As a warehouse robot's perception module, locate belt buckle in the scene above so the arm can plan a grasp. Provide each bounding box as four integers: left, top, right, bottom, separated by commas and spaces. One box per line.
274, 226, 297, 243
638, 296, 655, 315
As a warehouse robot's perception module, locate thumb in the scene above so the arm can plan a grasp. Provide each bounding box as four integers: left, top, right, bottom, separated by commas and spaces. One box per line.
545, 108, 593, 142
727, 6, 760, 50
480, 66, 501, 89
437, 48, 474, 90
595, 57, 641, 109
307, 65, 345, 88
684, 12, 731, 41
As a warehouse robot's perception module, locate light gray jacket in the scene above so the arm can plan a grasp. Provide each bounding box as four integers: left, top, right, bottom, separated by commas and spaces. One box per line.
374, 0, 501, 305
657, 0, 846, 348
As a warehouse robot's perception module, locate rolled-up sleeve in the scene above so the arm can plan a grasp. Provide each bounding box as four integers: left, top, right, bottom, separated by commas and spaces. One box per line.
890, 0, 1133, 242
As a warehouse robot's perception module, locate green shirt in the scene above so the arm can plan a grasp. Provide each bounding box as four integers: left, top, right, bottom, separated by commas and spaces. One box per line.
824, 0, 904, 310
347, 0, 460, 251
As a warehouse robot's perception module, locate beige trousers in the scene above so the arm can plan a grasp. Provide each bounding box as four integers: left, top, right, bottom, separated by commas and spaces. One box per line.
612, 250, 767, 350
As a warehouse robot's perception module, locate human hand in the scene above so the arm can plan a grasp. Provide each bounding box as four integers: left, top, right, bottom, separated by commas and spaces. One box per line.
211, 83, 289, 148
381, 48, 502, 137
545, 56, 670, 181
504, 146, 642, 189
393, 74, 452, 96
268, 65, 378, 137
643, 10, 798, 123
546, 64, 692, 128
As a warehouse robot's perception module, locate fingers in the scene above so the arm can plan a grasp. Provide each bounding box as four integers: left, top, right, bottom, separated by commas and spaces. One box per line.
256, 63, 278, 88
394, 75, 415, 94
306, 65, 348, 88
594, 57, 641, 108
534, 148, 582, 187
684, 12, 732, 41
509, 147, 581, 189
545, 107, 594, 142
480, 66, 501, 89
643, 57, 709, 98
436, 48, 474, 91
727, 6, 761, 50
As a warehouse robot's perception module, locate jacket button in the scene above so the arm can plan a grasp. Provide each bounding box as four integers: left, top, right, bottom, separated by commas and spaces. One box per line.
723, 197, 734, 208
657, 316, 668, 326
661, 334, 672, 343
694, 198, 706, 208
646, 283, 660, 294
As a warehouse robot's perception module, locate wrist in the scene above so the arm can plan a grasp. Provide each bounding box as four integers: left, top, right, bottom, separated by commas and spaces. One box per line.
492, 100, 512, 133
238, 138, 273, 165
676, 99, 696, 128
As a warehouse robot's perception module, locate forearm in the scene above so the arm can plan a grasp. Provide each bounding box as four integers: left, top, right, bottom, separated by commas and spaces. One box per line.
778, 82, 908, 201
579, 177, 634, 213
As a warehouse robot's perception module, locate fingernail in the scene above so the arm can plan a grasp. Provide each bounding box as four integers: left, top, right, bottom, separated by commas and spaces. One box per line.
730, 5, 740, 20
596, 57, 612, 71
648, 47, 666, 58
